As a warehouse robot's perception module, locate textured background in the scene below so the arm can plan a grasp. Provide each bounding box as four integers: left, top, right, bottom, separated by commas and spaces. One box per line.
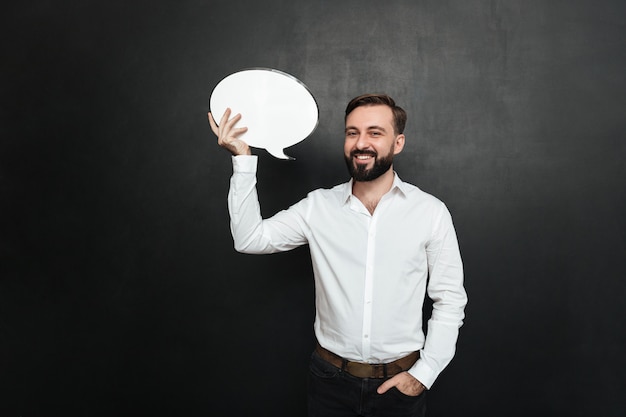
2, 1, 625, 415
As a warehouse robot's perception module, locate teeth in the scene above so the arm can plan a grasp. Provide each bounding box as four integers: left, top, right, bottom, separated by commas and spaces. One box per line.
356, 155, 372, 159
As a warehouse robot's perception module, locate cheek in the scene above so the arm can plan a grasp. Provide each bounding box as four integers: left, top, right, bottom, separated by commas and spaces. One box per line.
343, 140, 353, 154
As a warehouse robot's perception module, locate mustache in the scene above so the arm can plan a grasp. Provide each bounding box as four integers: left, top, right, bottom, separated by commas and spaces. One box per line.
350, 150, 377, 158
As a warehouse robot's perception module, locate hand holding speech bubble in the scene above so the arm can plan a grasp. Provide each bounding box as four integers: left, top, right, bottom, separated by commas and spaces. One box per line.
209, 68, 319, 160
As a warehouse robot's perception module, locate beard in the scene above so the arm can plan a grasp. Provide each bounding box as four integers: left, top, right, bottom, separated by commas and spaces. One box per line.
344, 146, 394, 182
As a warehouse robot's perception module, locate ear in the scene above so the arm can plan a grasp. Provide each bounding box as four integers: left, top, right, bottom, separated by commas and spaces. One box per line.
393, 134, 405, 155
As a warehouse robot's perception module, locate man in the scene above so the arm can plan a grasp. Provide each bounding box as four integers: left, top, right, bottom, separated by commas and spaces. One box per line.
208, 94, 467, 417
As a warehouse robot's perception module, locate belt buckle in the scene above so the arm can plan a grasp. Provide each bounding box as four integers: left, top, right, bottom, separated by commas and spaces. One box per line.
346, 362, 372, 378
345, 361, 376, 378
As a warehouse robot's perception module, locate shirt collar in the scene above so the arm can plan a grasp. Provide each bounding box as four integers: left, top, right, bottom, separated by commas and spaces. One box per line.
341, 171, 409, 205
391, 172, 410, 197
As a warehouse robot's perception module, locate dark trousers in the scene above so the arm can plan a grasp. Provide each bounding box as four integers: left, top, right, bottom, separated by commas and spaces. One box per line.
307, 350, 427, 417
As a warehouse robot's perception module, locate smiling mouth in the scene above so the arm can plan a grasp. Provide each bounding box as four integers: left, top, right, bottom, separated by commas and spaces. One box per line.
353, 152, 376, 162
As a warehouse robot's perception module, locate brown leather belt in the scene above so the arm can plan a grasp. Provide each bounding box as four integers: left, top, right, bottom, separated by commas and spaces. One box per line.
315, 342, 419, 379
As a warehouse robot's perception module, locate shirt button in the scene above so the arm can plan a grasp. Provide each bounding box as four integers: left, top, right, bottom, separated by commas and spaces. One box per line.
364, 334, 369, 338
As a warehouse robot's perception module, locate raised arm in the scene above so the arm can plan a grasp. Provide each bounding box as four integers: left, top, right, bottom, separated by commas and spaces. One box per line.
207, 108, 308, 254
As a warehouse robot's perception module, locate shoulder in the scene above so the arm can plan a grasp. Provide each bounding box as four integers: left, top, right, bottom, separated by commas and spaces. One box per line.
398, 179, 445, 208
287, 182, 349, 220
306, 181, 350, 201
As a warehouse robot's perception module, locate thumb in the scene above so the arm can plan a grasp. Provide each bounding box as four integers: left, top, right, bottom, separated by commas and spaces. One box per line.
377, 378, 395, 394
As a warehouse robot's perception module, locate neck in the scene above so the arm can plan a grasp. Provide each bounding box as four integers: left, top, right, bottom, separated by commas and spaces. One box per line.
351, 168, 395, 214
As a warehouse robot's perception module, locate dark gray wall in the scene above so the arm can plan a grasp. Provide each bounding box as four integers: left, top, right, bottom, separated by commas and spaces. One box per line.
2, 1, 625, 416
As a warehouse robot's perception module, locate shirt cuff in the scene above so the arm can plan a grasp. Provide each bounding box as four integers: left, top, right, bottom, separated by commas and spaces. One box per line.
232, 155, 258, 173
408, 357, 437, 389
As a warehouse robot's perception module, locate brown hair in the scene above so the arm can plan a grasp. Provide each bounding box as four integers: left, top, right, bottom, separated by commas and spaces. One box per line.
344, 93, 407, 134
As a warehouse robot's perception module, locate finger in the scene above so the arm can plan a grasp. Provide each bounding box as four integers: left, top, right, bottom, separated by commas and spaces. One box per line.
217, 124, 248, 144
232, 126, 249, 136
218, 107, 232, 127
208, 112, 219, 135
221, 120, 248, 144
224, 112, 243, 132
376, 379, 394, 394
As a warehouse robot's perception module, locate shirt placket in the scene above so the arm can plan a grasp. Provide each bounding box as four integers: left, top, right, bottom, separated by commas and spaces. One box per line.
361, 214, 377, 360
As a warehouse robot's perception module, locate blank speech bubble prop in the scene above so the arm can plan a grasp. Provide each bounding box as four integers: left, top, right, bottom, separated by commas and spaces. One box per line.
209, 68, 319, 160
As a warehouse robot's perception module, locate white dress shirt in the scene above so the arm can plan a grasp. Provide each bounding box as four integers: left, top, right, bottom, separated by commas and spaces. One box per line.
227, 155, 467, 388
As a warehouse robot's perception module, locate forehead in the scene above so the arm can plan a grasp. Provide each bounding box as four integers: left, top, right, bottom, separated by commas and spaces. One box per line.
345, 105, 394, 129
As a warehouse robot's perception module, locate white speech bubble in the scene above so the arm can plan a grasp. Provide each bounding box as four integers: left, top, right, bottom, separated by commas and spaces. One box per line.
209, 68, 319, 159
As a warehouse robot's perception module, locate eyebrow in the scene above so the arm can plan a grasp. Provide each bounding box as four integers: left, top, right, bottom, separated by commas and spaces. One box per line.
345, 125, 388, 132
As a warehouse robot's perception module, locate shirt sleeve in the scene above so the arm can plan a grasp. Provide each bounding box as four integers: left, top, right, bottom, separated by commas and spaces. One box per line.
227, 155, 308, 253
408, 201, 468, 388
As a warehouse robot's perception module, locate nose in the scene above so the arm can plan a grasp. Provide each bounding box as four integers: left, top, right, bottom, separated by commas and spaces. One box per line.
355, 133, 370, 150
